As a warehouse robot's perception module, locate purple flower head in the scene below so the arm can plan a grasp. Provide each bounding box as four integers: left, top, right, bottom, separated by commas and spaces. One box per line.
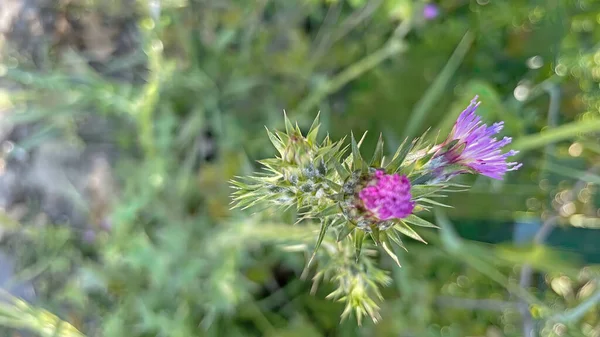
83, 229, 97, 243
423, 4, 440, 20
358, 170, 415, 221
438, 96, 522, 180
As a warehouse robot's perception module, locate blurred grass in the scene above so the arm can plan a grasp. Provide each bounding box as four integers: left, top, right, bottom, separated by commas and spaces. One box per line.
0, 0, 599, 336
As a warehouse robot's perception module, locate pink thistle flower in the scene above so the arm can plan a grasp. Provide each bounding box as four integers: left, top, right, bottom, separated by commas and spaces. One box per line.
423, 4, 440, 20
438, 96, 522, 180
358, 170, 415, 221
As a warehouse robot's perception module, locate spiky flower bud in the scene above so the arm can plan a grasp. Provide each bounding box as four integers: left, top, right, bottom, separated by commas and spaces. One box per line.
283, 133, 314, 166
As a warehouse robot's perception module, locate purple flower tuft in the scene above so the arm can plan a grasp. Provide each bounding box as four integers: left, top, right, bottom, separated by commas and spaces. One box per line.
423, 4, 440, 20
359, 170, 415, 221
83, 229, 96, 243
439, 96, 522, 180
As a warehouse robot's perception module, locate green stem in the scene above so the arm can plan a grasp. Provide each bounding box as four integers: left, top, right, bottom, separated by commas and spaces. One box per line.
294, 17, 414, 120
135, 16, 164, 160
295, 40, 406, 119
402, 31, 475, 140
512, 119, 600, 155
434, 210, 547, 308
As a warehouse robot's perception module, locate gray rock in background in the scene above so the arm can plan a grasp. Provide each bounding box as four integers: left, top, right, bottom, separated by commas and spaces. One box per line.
0, 3, 126, 329
0, 250, 35, 301
1, 0, 145, 79
0, 0, 132, 229
0, 0, 56, 66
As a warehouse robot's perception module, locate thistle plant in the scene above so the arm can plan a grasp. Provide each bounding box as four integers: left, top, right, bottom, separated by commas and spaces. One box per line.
231, 96, 521, 322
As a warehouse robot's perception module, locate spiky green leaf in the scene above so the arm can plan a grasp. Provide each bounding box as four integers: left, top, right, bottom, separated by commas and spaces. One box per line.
419, 198, 453, 208
333, 160, 350, 180
357, 130, 368, 148
370, 227, 381, 245
395, 223, 427, 243
353, 230, 366, 261
337, 223, 355, 242
308, 218, 332, 266
403, 214, 439, 228
411, 184, 446, 198
385, 137, 412, 172
321, 205, 342, 217
350, 132, 365, 172
306, 112, 321, 144
265, 127, 285, 156
381, 232, 401, 266
387, 230, 408, 252
283, 110, 294, 135
370, 133, 385, 167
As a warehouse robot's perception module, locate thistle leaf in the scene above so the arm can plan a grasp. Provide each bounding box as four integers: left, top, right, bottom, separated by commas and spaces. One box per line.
306, 112, 321, 144
283, 110, 295, 135
332, 137, 349, 159
370, 226, 381, 245
308, 218, 332, 267
403, 214, 439, 228
333, 161, 350, 180
385, 137, 412, 172
419, 198, 453, 208
357, 130, 368, 148
387, 230, 408, 252
320, 205, 342, 217
395, 222, 427, 243
381, 232, 401, 266
370, 133, 385, 167
337, 223, 355, 242
294, 121, 303, 135
353, 230, 366, 262
351, 132, 365, 172
411, 185, 446, 198
265, 128, 285, 156
413, 128, 431, 151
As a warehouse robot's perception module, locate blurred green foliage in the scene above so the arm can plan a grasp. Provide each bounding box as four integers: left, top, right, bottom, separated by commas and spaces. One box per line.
0, 0, 600, 336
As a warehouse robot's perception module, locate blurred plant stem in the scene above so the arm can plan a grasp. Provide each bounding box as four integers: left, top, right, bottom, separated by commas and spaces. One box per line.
512, 118, 600, 155
539, 83, 561, 175
135, 10, 165, 160
401, 31, 474, 140
519, 82, 562, 337
435, 296, 518, 312
519, 163, 600, 336
321, 0, 384, 55
518, 216, 558, 337
294, 18, 412, 120
433, 210, 548, 310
